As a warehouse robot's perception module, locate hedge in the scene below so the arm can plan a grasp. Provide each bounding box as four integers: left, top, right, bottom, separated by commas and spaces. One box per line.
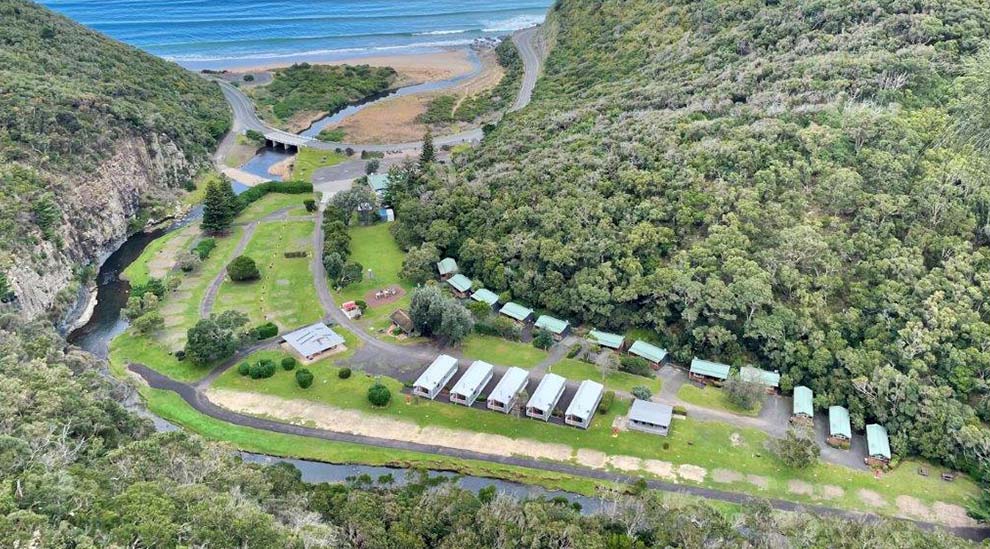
237, 180, 313, 211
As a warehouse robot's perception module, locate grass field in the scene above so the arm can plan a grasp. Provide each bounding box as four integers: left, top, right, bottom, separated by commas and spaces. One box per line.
550, 358, 661, 395
460, 334, 548, 368
293, 149, 347, 182
237, 193, 314, 223
121, 224, 199, 287
677, 384, 761, 417
109, 331, 214, 382
214, 220, 322, 330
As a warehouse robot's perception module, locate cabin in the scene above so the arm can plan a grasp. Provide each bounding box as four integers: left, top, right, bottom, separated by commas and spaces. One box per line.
526, 373, 566, 421
565, 380, 604, 429
341, 300, 362, 319
588, 330, 625, 351
470, 288, 500, 309
688, 357, 731, 385
828, 406, 852, 448
281, 323, 345, 361
487, 367, 529, 413
389, 309, 415, 335
740, 366, 781, 393
791, 386, 814, 425
627, 399, 674, 436
436, 258, 458, 280
367, 174, 390, 197
627, 340, 669, 369
866, 424, 892, 467
413, 355, 458, 400
449, 360, 495, 407
499, 302, 534, 324
446, 273, 473, 298
534, 315, 570, 340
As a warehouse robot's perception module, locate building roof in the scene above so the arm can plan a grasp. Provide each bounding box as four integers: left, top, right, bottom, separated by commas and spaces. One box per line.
437, 258, 458, 276
689, 358, 731, 380
367, 173, 390, 193
589, 330, 625, 349
451, 360, 494, 397
792, 386, 814, 417
414, 355, 458, 392
829, 406, 851, 438
500, 302, 534, 321
628, 399, 673, 428
866, 424, 891, 459
446, 273, 473, 293
471, 288, 499, 306
282, 323, 344, 357
390, 309, 414, 333
628, 340, 668, 363
488, 367, 529, 404
534, 315, 569, 335
565, 380, 605, 421
740, 366, 781, 388
527, 373, 566, 411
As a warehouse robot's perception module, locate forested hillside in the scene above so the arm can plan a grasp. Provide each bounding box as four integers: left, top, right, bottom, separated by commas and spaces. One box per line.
389, 0, 990, 470
0, 0, 229, 318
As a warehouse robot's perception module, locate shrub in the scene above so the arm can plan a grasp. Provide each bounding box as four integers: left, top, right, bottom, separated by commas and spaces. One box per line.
619, 356, 653, 377
467, 300, 492, 320
176, 252, 201, 272
367, 382, 392, 407
492, 317, 520, 340
354, 300, 368, 311
243, 74, 255, 82
296, 368, 314, 389
304, 199, 317, 212
228, 255, 260, 282
253, 322, 278, 340
338, 368, 352, 379
673, 405, 688, 416
245, 129, 265, 143
281, 357, 297, 371
532, 330, 554, 350
249, 359, 277, 379
631, 386, 653, 401
724, 374, 765, 411
174, 350, 186, 362
238, 362, 251, 376
566, 344, 582, 358
194, 238, 217, 260
365, 159, 380, 174
597, 390, 615, 414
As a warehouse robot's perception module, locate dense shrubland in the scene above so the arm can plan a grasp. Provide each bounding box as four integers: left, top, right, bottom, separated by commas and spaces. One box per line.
387, 0, 990, 476
250, 63, 397, 124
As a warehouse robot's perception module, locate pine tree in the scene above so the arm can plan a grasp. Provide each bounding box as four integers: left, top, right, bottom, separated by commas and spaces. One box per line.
201, 178, 236, 235
219, 176, 240, 224
419, 130, 435, 168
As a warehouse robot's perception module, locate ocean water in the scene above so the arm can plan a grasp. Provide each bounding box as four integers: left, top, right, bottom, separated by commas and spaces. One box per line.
40, 0, 551, 69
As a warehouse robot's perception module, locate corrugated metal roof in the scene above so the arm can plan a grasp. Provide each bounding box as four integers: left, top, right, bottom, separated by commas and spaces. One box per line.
740, 366, 780, 388
451, 360, 494, 397
527, 373, 566, 411
534, 315, 569, 334
446, 273, 472, 292
414, 355, 458, 392
488, 367, 528, 404
793, 386, 814, 417
437, 258, 458, 276
500, 302, 533, 321
866, 424, 891, 459
282, 323, 344, 357
471, 288, 499, 306
565, 380, 604, 421
367, 174, 390, 192
689, 358, 730, 380
589, 330, 625, 349
829, 406, 851, 438
629, 399, 673, 427
628, 340, 667, 363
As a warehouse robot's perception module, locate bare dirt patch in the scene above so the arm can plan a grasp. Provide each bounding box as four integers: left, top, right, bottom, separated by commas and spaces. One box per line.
820, 485, 844, 499
712, 469, 743, 484
607, 455, 641, 472
677, 464, 707, 483
575, 449, 607, 469
269, 155, 295, 179
364, 285, 406, 307
932, 502, 979, 528
895, 496, 929, 518
788, 480, 814, 496
746, 474, 769, 490
643, 460, 676, 479
857, 489, 886, 507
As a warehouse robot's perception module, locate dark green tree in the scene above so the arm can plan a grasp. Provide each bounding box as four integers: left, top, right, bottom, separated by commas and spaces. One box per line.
296, 368, 314, 389
419, 130, 435, 167
368, 382, 392, 407
201, 179, 235, 235
228, 255, 260, 282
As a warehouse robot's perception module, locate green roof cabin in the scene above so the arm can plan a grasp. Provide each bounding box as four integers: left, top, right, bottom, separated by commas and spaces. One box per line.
436, 258, 458, 280
689, 358, 730, 385
470, 288, 500, 307
589, 330, 626, 350
827, 406, 851, 448
446, 274, 473, 297
866, 424, 892, 466
367, 174, 390, 195
627, 340, 669, 367
534, 315, 570, 340
740, 366, 781, 392
499, 302, 534, 323
791, 386, 814, 423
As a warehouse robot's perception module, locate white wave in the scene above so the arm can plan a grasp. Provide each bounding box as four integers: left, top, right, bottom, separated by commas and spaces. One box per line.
167, 38, 477, 64
481, 14, 544, 33
415, 29, 471, 36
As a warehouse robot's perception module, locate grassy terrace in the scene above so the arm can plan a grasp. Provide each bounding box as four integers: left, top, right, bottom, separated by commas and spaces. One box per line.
550, 358, 662, 395
677, 384, 761, 417
293, 149, 346, 183
236, 192, 313, 222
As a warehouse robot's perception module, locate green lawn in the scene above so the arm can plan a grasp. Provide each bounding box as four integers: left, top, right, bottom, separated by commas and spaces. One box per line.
550, 358, 661, 395
237, 193, 314, 223
109, 331, 213, 382
292, 149, 347, 182
121, 224, 198, 287
460, 334, 548, 368
214, 220, 322, 331
677, 384, 761, 417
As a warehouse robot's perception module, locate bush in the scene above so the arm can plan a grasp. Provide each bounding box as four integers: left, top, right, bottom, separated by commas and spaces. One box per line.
249, 359, 277, 379
631, 386, 653, 401
194, 238, 217, 260
467, 300, 492, 320
338, 368, 352, 379
597, 390, 616, 414
296, 368, 314, 389
238, 362, 251, 376
365, 159, 380, 174
354, 300, 368, 311
304, 199, 317, 212
492, 317, 521, 340
281, 357, 297, 371
367, 382, 392, 407
174, 350, 186, 362
724, 374, 765, 411
673, 405, 688, 416
566, 344, 582, 358
619, 356, 653, 377
253, 322, 278, 340
532, 330, 554, 350
228, 255, 260, 282
243, 74, 255, 82
237, 180, 313, 211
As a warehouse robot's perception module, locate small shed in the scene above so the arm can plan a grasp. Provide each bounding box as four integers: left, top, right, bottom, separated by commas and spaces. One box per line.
281, 323, 345, 361
628, 340, 669, 368
589, 330, 625, 350
791, 386, 814, 424
627, 399, 674, 436
565, 380, 604, 429
866, 424, 892, 466
450, 360, 495, 407
471, 288, 500, 308
689, 358, 731, 385
446, 273, 473, 298
526, 373, 566, 421
390, 309, 415, 335
740, 366, 781, 393
437, 258, 458, 280
534, 315, 570, 340
499, 302, 534, 324
487, 367, 529, 413
827, 406, 852, 448
367, 174, 390, 196
413, 355, 458, 400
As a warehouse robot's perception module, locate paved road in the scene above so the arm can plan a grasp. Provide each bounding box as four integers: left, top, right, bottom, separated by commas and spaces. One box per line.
510, 26, 544, 113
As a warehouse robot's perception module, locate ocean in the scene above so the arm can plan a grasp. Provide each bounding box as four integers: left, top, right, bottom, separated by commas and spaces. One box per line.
39, 0, 551, 69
